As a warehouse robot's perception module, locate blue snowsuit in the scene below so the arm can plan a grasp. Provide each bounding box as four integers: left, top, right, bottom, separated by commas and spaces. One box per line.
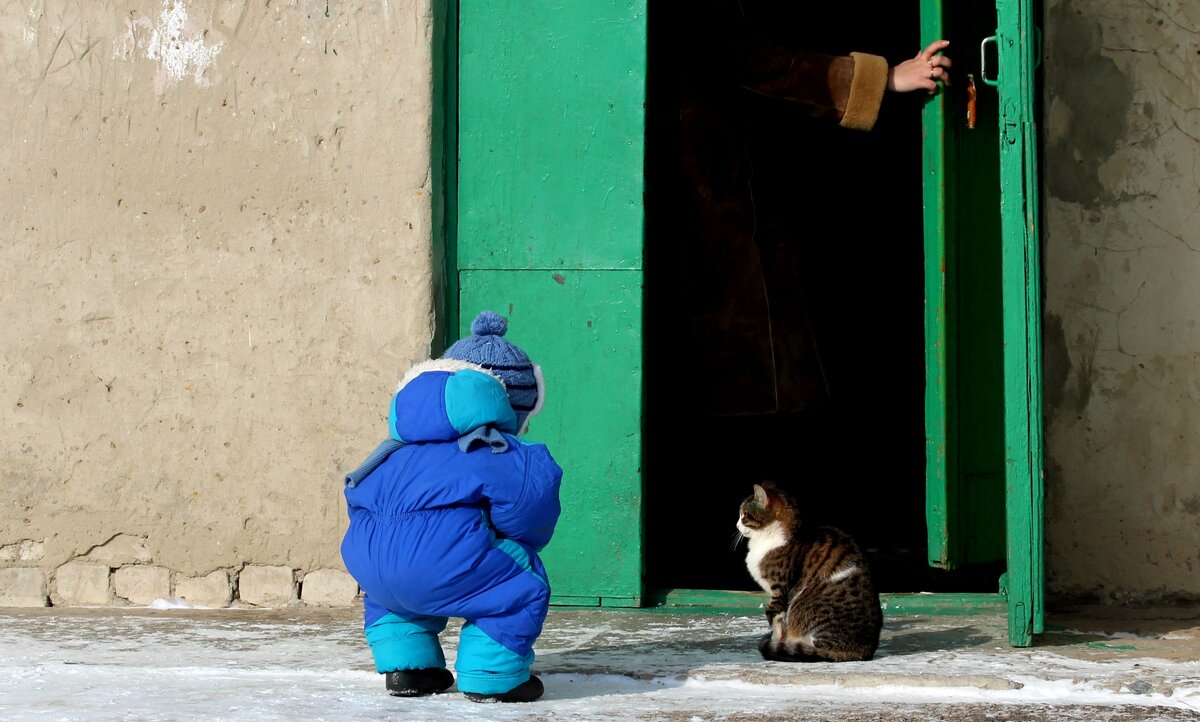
340, 364, 563, 695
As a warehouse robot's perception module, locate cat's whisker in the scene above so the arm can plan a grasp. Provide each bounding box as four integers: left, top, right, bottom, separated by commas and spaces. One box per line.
729, 530, 745, 552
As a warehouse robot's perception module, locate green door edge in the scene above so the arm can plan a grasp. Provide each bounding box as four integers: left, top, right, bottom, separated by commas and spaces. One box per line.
432, 0, 459, 351
921, 0, 956, 571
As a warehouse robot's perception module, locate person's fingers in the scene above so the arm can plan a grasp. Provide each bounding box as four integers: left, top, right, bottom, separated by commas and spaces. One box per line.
922, 39, 950, 60
931, 65, 951, 86
893, 55, 952, 93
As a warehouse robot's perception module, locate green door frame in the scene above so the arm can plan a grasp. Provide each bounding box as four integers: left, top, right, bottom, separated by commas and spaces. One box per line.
443, 0, 1044, 642
995, 0, 1046, 647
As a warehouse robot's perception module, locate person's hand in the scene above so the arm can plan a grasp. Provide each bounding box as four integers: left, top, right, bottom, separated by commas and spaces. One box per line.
887, 40, 952, 94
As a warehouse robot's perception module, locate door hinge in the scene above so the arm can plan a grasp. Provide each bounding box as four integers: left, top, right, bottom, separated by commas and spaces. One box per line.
1002, 101, 1019, 145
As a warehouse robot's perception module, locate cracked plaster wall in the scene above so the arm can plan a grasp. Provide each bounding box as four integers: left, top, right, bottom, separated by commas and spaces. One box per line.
1043, 0, 1200, 604
0, 0, 437, 591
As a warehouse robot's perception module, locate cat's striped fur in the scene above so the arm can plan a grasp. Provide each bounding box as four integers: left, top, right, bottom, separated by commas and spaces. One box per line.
737, 481, 882, 662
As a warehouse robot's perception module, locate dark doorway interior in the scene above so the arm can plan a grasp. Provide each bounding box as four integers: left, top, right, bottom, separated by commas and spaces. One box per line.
643, 1, 1002, 594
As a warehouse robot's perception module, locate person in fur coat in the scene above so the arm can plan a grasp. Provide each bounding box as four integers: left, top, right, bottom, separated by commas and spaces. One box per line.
655, 1, 952, 415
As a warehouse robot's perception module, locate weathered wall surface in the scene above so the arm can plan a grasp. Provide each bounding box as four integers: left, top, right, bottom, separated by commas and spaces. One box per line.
1043, 0, 1200, 604
6, 0, 1198, 612
0, 0, 436, 606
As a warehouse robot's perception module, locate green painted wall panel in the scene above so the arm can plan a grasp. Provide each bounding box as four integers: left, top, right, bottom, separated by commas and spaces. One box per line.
458, 1, 647, 271
458, 270, 643, 601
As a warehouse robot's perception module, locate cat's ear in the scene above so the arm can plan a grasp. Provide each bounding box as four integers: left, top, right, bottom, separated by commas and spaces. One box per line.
753, 484, 770, 506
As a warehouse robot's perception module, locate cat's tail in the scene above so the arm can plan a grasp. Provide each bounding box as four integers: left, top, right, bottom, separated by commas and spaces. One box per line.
759, 619, 876, 663
758, 618, 825, 663
759, 632, 824, 663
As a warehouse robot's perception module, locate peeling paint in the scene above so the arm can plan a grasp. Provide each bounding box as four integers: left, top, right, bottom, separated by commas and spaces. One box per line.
21, 5, 38, 47
114, 1, 223, 90
147, 1, 222, 88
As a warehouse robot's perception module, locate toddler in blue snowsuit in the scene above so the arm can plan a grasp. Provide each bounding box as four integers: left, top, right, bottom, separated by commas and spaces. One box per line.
341, 311, 562, 703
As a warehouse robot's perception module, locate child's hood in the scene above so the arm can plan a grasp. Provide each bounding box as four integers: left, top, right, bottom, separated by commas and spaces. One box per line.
387, 359, 519, 443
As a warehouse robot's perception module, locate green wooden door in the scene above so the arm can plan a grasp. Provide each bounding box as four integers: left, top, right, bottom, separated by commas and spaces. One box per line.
922, 2, 1008, 575
921, 0, 1043, 645
455, 0, 648, 606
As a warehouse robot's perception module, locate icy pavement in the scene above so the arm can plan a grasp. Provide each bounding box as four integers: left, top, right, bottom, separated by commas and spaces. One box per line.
2, 605, 1199, 721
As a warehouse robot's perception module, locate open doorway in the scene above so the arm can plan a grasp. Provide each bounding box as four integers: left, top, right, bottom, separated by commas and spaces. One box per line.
643, 1, 1002, 594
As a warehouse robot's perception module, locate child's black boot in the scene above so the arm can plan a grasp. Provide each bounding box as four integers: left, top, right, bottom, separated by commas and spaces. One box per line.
385, 668, 455, 697
463, 675, 544, 703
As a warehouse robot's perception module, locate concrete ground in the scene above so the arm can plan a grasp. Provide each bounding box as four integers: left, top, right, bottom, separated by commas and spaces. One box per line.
2, 604, 1199, 721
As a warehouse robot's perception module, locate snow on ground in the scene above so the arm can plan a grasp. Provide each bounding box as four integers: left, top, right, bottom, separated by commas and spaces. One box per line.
1, 608, 1198, 721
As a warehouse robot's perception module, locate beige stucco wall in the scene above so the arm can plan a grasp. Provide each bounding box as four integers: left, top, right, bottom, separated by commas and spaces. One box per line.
1043, 0, 1200, 604
4, 0, 1198, 611
0, 0, 437, 606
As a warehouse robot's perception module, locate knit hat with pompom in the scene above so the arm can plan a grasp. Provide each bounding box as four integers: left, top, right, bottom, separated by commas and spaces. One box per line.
441, 311, 539, 430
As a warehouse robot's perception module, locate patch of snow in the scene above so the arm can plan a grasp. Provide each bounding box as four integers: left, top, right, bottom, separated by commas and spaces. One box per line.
0, 611, 1197, 721
147, 597, 203, 610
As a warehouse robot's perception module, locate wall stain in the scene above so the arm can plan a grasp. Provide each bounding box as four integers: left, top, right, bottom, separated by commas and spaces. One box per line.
1045, 0, 1136, 209
1043, 312, 1093, 418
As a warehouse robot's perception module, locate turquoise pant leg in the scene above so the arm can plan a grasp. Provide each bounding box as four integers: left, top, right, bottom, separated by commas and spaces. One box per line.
472, 539, 551, 657
365, 612, 449, 674
454, 621, 535, 695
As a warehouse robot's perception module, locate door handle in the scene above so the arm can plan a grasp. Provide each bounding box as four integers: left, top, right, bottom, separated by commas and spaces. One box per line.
981, 28, 1042, 88
980, 36, 999, 87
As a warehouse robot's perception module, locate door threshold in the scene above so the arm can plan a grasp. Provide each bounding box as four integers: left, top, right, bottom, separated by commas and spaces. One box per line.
642, 589, 1005, 617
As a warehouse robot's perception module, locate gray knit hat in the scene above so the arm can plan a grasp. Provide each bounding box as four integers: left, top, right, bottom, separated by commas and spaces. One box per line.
442, 311, 540, 431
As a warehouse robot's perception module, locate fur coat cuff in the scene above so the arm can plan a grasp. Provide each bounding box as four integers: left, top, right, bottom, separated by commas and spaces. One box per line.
842, 52, 888, 131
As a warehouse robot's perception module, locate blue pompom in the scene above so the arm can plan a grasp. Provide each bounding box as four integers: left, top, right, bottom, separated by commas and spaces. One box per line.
471, 310, 508, 337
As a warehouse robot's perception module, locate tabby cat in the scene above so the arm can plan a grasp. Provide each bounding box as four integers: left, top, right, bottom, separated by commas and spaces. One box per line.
737, 481, 882, 662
